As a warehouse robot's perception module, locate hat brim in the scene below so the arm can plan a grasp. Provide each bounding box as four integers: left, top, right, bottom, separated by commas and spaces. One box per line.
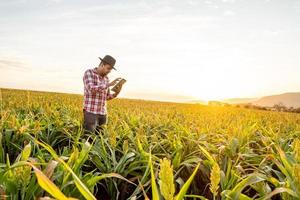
98, 57, 116, 70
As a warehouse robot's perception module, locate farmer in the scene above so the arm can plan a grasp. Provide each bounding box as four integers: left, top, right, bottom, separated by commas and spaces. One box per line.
82, 55, 122, 133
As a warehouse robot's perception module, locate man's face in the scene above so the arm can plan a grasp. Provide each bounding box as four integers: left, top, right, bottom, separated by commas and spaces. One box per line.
99, 63, 113, 76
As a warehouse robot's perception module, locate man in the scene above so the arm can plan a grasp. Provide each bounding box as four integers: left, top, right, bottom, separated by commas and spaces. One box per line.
82, 55, 123, 133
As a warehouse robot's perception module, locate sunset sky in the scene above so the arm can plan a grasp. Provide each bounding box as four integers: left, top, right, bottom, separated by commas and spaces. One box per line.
0, 0, 299, 102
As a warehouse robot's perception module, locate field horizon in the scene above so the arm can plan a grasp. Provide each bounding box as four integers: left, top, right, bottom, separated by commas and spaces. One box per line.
2, 87, 300, 109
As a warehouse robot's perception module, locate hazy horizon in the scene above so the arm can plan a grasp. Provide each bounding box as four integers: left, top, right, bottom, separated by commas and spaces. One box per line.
2, 86, 300, 105
1, 0, 300, 102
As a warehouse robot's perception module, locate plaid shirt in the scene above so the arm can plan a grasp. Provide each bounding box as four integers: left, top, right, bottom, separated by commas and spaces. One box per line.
83, 68, 114, 115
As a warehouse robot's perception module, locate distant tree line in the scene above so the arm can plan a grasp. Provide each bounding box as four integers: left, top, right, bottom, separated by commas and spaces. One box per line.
208, 101, 300, 113
237, 102, 300, 113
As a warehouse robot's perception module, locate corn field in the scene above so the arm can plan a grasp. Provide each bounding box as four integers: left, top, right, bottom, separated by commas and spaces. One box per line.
0, 88, 300, 200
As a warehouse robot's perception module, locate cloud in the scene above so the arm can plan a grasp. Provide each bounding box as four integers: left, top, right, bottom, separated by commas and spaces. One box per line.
0, 0, 27, 6
224, 10, 235, 16
222, 0, 236, 3
49, 0, 62, 3
0, 58, 30, 71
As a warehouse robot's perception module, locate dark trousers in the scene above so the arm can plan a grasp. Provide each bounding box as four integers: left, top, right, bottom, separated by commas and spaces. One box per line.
83, 110, 107, 134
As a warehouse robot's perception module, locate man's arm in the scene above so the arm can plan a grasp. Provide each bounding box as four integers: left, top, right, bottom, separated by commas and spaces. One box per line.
83, 70, 108, 94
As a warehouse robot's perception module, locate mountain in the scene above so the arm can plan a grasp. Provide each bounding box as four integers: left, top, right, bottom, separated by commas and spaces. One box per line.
253, 92, 300, 108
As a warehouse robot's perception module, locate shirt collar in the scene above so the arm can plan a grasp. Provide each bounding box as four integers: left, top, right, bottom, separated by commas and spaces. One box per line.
92, 67, 107, 79
92, 67, 97, 74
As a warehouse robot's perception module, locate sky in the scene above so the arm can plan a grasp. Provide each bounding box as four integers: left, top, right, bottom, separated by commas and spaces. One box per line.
0, 0, 299, 102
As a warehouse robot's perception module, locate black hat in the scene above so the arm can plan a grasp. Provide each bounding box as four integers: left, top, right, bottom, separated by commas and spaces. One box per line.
99, 55, 116, 70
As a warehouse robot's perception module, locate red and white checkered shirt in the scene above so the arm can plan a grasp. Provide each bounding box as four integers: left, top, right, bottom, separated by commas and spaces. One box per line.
83, 68, 114, 115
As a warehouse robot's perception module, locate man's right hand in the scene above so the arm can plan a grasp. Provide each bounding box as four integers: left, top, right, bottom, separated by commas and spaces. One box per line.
109, 78, 122, 87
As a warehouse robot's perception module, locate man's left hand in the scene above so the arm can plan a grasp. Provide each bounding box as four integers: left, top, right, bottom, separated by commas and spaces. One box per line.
113, 85, 122, 97
109, 78, 122, 87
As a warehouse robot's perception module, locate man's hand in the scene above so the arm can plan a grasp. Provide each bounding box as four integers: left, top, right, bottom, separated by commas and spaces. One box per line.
112, 85, 123, 98
109, 78, 122, 87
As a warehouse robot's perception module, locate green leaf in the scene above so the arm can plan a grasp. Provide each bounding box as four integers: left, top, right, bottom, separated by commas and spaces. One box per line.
35, 140, 96, 200
224, 174, 265, 200
199, 145, 215, 165
86, 172, 136, 189
25, 162, 71, 200
21, 143, 32, 161
175, 163, 200, 200
260, 187, 299, 200
150, 155, 160, 200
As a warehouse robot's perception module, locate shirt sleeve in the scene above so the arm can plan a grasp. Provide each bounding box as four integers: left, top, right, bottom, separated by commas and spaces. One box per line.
83, 70, 108, 93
